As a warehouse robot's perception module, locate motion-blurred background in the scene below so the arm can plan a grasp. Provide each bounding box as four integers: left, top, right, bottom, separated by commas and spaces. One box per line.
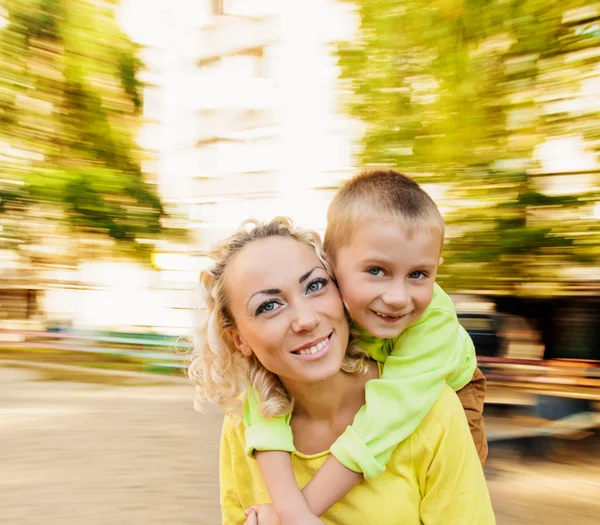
0, 1, 598, 524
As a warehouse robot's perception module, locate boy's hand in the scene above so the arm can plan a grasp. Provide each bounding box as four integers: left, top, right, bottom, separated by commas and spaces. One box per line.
244, 505, 280, 525
244, 505, 325, 525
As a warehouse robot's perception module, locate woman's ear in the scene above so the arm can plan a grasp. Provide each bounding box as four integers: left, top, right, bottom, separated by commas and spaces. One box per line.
230, 329, 253, 357
438, 256, 444, 267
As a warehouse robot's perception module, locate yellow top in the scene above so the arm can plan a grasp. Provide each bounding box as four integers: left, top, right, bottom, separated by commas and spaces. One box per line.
220, 386, 496, 524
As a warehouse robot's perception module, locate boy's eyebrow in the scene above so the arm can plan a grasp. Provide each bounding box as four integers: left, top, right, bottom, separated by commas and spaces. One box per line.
361, 257, 438, 268
246, 266, 322, 306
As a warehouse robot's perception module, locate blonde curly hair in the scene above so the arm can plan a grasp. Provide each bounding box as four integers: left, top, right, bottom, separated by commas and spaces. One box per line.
188, 217, 369, 420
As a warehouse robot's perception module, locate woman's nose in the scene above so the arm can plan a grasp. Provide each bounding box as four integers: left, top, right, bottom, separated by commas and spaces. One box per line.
291, 303, 320, 333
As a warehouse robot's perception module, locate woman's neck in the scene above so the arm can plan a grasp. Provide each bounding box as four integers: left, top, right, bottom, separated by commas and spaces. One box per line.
281, 361, 378, 454
282, 361, 378, 422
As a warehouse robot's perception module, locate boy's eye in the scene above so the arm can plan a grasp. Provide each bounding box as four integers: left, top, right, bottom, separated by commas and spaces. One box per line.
409, 270, 427, 280
367, 267, 385, 277
256, 300, 281, 315
306, 277, 328, 294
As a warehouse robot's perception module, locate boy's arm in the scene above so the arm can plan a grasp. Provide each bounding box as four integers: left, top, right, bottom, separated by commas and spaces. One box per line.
255, 451, 322, 524
298, 305, 474, 517
301, 455, 362, 516
244, 391, 316, 524
243, 389, 295, 457
245, 392, 359, 520
331, 304, 475, 480
456, 367, 488, 466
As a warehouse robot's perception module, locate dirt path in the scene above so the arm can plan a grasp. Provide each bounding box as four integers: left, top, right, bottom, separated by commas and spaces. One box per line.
1, 366, 598, 524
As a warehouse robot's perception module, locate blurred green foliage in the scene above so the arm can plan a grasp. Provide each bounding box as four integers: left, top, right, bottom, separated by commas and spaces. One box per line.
337, 0, 600, 294
0, 0, 171, 264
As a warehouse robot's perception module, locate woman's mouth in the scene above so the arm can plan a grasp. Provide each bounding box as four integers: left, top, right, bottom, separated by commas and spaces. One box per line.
291, 333, 333, 360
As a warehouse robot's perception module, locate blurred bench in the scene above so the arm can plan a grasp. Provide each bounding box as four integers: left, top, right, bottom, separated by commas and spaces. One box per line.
0, 329, 190, 373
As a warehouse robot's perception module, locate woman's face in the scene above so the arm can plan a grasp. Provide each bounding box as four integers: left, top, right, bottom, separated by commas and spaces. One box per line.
227, 236, 350, 387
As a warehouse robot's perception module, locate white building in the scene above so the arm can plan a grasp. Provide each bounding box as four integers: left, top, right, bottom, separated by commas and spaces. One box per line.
141, 1, 359, 241
108, 0, 361, 333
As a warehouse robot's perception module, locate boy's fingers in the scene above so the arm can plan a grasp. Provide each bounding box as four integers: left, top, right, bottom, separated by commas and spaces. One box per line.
244, 509, 257, 525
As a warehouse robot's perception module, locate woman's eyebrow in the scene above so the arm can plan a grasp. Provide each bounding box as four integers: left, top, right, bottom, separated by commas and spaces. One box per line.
247, 288, 280, 307
299, 266, 321, 284
246, 266, 322, 307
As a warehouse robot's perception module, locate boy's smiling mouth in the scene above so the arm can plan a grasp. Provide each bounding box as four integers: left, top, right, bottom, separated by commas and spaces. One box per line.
372, 310, 410, 322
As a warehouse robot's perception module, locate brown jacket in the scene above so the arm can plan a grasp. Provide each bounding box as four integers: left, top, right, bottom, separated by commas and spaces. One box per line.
456, 367, 489, 466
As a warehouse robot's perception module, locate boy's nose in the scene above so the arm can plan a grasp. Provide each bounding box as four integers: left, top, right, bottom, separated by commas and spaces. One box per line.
382, 285, 409, 309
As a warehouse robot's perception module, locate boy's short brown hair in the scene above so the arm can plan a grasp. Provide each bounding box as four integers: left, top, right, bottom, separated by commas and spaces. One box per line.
324, 169, 445, 261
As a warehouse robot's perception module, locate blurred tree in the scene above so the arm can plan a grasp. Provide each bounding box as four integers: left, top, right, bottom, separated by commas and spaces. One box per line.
0, 0, 173, 267
337, 0, 600, 294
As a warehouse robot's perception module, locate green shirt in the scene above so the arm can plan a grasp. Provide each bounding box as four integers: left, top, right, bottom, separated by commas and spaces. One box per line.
243, 283, 476, 480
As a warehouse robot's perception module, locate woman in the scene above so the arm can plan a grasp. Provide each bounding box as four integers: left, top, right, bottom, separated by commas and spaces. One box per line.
189, 218, 495, 525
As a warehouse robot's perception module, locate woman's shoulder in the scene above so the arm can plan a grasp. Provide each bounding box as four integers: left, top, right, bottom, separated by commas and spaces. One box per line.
221, 413, 247, 451
413, 385, 468, 446
222, 413, 244, 436
220, 413, 255, 472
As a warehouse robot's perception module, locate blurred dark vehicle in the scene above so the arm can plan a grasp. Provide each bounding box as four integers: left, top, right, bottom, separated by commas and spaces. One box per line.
458, 313, 507, 357
495, 289, 600, 363
458, 312, 544, 359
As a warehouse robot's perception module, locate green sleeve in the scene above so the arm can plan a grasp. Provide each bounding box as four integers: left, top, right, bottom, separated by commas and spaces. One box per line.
242, 388, 295, 457
330, 287, 476, 480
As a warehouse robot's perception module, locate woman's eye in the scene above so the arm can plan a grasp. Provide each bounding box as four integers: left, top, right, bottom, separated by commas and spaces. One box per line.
409, 270, 427, 280
306, 278, 328, 294
367, 267, 385, 277
256, 300, 280, 315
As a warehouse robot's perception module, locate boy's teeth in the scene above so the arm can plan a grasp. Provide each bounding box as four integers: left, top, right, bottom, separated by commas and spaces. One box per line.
376, 312, 400, 319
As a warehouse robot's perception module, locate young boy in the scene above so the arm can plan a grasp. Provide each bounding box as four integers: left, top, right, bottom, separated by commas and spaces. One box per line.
243, 170, 488, 524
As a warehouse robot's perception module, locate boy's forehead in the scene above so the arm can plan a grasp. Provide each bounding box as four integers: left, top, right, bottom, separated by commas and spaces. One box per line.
332, 219, 443, 262
352, 219, 441, 245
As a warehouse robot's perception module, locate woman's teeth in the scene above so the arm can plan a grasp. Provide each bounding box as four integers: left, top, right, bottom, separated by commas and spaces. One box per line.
295, 337, 328, 355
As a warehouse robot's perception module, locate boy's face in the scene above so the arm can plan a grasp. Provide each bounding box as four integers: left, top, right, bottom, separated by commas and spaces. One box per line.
332, 221, 443, 339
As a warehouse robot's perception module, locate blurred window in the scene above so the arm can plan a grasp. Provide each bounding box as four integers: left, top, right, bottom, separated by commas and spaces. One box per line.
197, 144, 218, 174
196, 134, 280, 176
198, 57, 222, 70
211, 0, 224, 16
222, 48, 265, 78
218, 135, 279, 173
459, 316, 495, 332
219, 0, 280, 18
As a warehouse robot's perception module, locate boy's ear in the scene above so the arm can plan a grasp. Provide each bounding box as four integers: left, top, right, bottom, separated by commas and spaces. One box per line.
438, 256, 444, 267
229, 329, 253, 357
